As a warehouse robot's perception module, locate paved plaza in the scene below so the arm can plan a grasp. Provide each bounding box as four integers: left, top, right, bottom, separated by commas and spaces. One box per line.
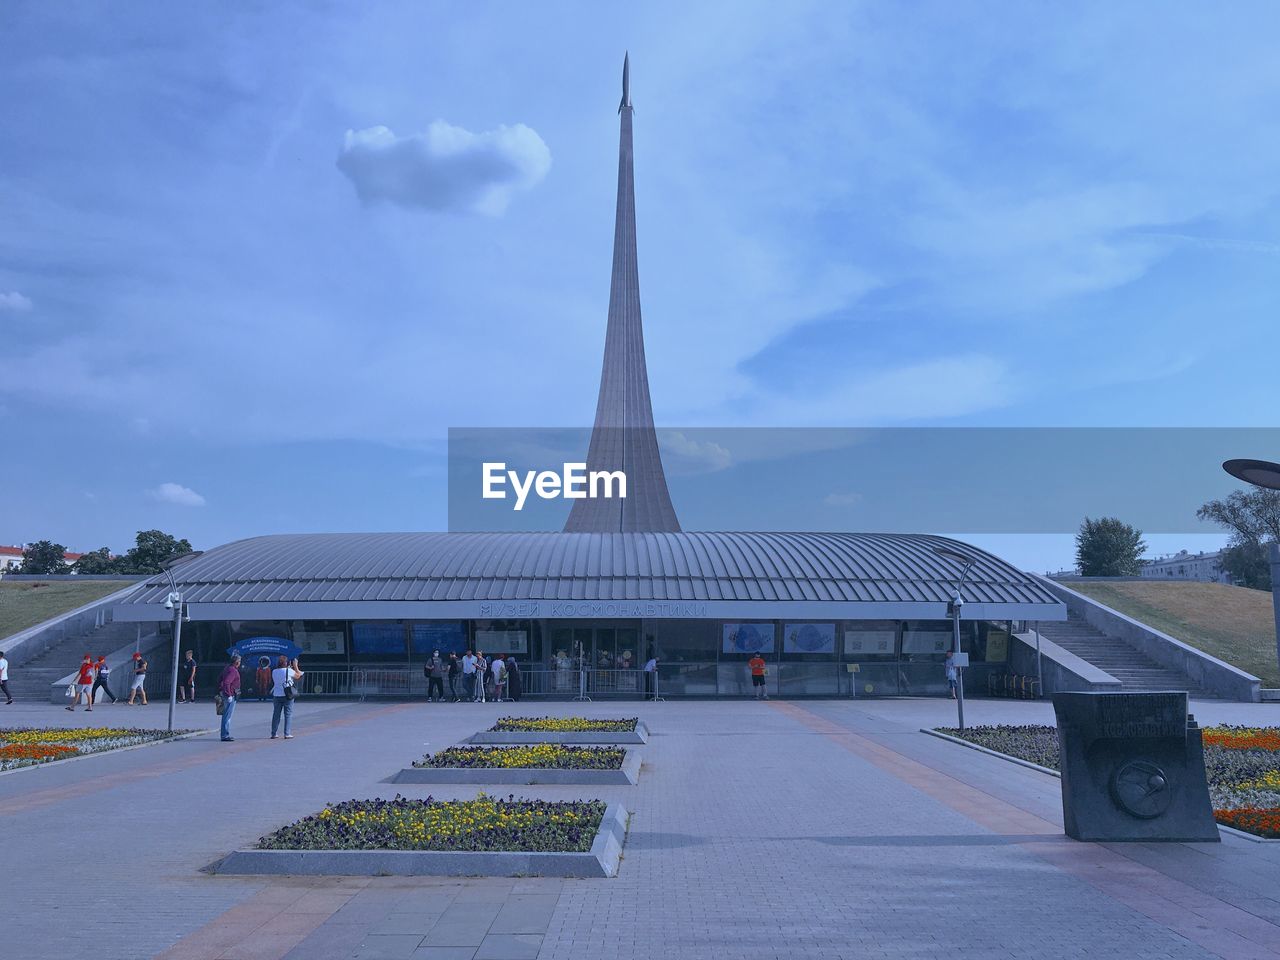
3, 695, 1280, 960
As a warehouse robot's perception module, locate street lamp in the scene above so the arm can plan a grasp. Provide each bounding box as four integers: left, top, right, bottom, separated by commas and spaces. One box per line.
933, 545, 975, 731
159, 551, 204, 733
1221, 459, 1280, 673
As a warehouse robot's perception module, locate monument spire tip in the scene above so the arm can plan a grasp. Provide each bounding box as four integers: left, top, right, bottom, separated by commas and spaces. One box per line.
619, 52, 631, 113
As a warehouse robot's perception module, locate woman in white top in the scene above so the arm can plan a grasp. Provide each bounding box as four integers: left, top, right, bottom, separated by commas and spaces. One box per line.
491, 655, 507, 701
270, 655, 304, 739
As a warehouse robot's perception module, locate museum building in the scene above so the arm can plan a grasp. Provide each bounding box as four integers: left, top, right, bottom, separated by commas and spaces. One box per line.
111, 59, 1066, 698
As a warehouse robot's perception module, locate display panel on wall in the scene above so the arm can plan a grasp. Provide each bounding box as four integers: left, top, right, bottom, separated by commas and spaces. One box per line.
292, 622, 346, 656
722, 622, 776, 654
411, 622, 468, 656
352, 622, 407, 655
783, 623, 835, 654
844, 623, 896, 657
475, 629, 527, 654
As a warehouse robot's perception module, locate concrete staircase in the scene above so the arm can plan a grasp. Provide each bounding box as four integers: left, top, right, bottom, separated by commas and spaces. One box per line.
6, 621, 143, 702
1037, 612, 1214, 696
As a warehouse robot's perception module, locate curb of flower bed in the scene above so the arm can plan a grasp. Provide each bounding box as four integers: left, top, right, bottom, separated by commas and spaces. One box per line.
468, 721, 649, 745
0, 729, 212, 778
210, 802, 630, 878
921, 728, 1279, 844
388, 748, 641, 785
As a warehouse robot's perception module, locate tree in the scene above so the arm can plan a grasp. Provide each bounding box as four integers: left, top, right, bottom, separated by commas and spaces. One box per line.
1075, 517, 1146, 577
114, 530, 195, 575
72, 547, 117, 575
1196, 488, 1280, 590
19, 540, 69, 574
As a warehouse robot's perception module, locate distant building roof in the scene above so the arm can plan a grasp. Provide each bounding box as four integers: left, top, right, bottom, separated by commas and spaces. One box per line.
112, 531, 1065, 623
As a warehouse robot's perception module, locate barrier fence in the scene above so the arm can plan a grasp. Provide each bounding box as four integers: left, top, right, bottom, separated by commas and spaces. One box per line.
198, 660, 999, 701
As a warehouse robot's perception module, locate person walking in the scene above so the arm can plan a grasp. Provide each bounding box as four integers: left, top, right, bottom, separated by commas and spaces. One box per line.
748, 653, 768, 700
126, 652, 148, 705
270, 655, 303, 739
67, 654, 96, 711
177, 649, 197, 703
506, 656, 522, 701
255, 656, 272, 701
0, 650, 11, 705
945, 651, 959, 699
491, 654, 507, 702
474, 651, 488, 702
644, 654, 658, 700
462, 649, 477, 701
425, 650, 445, 702
218, 654, 242, 741
447, 652, 461, 701
92, 656, 118, 704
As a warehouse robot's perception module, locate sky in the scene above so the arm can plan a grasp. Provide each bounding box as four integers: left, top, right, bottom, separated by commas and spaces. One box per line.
3, 1, 1280, 572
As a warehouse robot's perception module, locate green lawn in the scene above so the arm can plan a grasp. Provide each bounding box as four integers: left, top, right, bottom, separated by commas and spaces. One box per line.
0, 580, 134, 640
1069, 580, 1280, 687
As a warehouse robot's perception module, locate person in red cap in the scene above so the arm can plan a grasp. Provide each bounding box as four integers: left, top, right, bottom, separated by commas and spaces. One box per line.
66, 654, 96, 712
126, 651, 149, 706
91, 655, 118, 704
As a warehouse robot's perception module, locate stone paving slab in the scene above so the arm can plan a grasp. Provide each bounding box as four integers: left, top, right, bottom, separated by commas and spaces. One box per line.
1, 697, 1278, 959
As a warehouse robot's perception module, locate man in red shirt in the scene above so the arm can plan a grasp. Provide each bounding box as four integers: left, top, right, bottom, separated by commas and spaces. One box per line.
748, 653, 768, 700
67, 654, 96, 712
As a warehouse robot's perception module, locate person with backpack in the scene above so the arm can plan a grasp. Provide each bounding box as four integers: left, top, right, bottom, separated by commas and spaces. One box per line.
126, 652, 149, 705
91, 655, 118, 704
424, 650, 445, 702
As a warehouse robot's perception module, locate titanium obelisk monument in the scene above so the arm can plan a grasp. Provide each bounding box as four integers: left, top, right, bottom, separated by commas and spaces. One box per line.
564, 54, 681, 533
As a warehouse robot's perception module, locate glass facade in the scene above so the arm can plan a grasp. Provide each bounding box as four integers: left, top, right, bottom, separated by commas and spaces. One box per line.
182, 615, 1013, 699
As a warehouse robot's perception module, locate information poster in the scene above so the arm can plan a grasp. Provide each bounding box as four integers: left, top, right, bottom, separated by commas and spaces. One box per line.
411, 622, 468, 655
784, 623, 835, 654
722, 623, 776, 654
844, 628, 896, 656
352, 622, 406, 655
476, 629, 527, 654
293, 627, 346, 656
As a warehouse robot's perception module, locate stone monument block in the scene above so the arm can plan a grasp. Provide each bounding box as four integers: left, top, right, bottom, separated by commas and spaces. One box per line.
1052, 691, 1219, 842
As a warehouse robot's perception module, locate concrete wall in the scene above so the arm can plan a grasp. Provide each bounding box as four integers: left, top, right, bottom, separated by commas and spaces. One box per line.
1010, 630, 1123, 695
2, 582, 147, 664
1037, 577, 1261, 702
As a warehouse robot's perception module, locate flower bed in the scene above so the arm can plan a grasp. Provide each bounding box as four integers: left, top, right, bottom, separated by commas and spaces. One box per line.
493, 717, 638, 733
414, 745, 625, 770
0, 727, 197, 771
257, 795, 607, 852
935, 724, 1280, 839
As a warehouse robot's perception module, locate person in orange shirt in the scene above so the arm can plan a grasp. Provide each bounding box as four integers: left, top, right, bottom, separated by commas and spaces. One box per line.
748, 653, 768, 700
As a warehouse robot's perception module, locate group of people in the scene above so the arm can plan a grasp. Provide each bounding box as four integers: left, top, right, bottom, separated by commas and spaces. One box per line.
215, 654, 304, 742
421, 649, 523, 703
64, 651, 160, 710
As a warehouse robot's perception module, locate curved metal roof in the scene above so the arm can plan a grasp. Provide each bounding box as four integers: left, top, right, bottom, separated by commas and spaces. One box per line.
114, 532, 1062, 621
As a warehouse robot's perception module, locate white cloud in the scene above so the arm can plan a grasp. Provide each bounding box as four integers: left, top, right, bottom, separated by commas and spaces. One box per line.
658, 431, 733, 475
147, 482, 206, 507
337, 120, 551, 215
0, 291, 33, 312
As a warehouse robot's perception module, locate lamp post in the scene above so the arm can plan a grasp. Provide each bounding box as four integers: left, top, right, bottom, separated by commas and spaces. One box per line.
1221, 459, 1280, 674
933, 546, 975, 731
159, 551, 204, 733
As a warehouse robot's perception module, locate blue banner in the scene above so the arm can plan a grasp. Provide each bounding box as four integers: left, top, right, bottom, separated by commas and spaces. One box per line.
227, 636, 302, 660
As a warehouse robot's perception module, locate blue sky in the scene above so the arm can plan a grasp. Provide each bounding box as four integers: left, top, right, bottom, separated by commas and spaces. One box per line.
3, 1, 1279, 571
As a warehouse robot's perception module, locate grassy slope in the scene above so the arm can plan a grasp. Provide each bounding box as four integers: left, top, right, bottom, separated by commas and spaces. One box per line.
0, 580, 130, 640
1068, 580, 1279, 687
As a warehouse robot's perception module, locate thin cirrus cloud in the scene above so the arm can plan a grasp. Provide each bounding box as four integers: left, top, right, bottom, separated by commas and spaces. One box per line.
337, 120, 551, 215
0, 291, 33, 312
147, 482, 207, 507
